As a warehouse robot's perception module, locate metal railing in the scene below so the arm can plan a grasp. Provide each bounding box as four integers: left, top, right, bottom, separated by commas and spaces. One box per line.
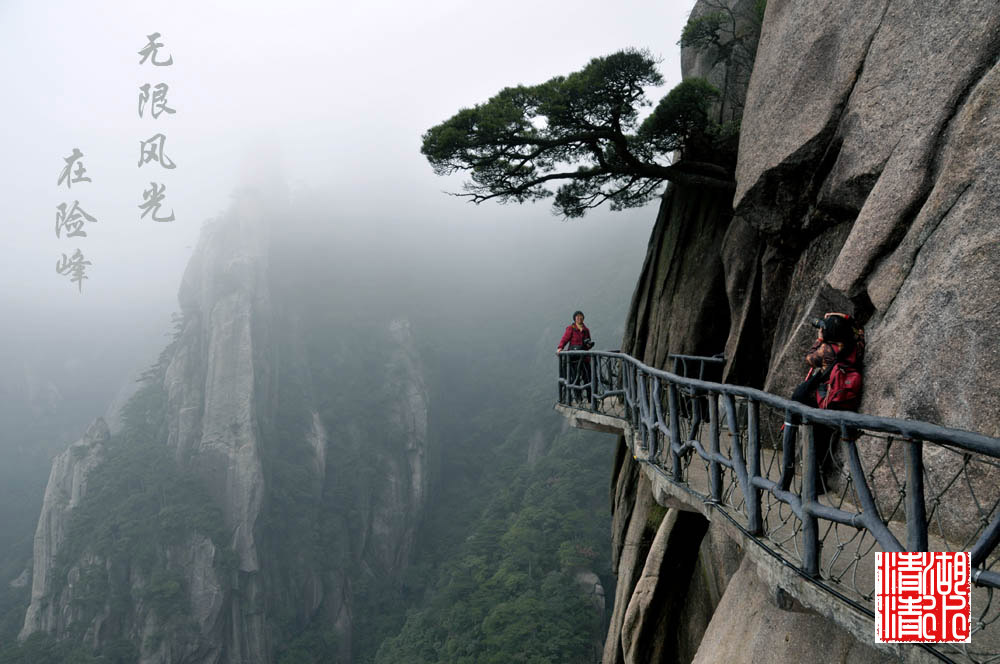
669, 352, 726, 382
557, 350, 1000, 664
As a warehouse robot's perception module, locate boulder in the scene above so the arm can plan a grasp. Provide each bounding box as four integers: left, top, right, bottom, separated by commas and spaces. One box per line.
619, 509, 709, 664
602, 468, 660, 664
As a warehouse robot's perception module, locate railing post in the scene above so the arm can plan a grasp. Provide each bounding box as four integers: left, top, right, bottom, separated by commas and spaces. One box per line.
646, 373, 656, 457
801, 424, 821, 577
651, 376, 663, 465
637, 370, 649, 455
558, 353, 565, 404
746, 400, 763, 535
668, 382, 682, 480
623, 362, 634, 423
615, 356, 622, 395
590, 354, 598, 411
708, 395, 723, 502
780, 409, 797, 491
905, 438, 928, 551
635, 370, 641, 432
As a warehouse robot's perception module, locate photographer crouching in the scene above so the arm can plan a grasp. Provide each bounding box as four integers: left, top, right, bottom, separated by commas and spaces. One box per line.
788, 312, 865, 489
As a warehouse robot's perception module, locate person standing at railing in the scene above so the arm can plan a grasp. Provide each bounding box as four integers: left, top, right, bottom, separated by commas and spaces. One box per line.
557, 310, 595, 403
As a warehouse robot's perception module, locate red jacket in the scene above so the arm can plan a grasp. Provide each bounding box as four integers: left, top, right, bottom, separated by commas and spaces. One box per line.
558, 324, 591, 350
804, 335, 863, 410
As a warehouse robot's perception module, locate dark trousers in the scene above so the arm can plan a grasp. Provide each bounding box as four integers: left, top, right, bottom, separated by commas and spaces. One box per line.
567, 347, 591, 401
790, 369, 826, 421
790, 372, 838, 489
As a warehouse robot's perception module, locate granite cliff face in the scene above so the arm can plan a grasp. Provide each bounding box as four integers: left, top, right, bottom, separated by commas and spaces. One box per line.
605, 0, 1000, 662
18, 185, 431, 663
733, 0, 1000, 432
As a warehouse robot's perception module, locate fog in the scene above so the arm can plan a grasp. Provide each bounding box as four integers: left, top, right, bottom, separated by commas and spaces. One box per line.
0, 0, 695, 439
0, 3, 699, 655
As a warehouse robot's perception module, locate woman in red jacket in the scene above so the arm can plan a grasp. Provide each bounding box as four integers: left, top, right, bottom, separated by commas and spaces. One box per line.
557, 311, 594, 402
557, 311, 592, 353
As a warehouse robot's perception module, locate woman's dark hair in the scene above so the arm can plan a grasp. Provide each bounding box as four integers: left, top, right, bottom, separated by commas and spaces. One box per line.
572, 310, 585, 320
822, 315, 852, 344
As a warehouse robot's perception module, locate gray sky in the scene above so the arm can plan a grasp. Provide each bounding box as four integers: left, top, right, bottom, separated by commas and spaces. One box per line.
1, 0, 695, 321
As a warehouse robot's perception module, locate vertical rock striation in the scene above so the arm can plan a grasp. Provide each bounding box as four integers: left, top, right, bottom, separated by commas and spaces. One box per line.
162, 187, 277, 661
379, 318, 430, 574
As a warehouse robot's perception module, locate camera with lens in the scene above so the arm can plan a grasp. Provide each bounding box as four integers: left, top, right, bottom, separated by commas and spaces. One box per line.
805, 313, 851, 344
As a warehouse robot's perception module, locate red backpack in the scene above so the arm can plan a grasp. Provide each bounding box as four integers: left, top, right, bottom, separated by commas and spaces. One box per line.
814, 315, 865, 411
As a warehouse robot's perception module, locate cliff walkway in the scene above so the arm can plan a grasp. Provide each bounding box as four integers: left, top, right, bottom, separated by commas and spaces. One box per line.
555, 351, 1000, 664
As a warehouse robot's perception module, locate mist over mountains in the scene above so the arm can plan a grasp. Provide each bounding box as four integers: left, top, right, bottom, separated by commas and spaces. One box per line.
0, 182, 652, 663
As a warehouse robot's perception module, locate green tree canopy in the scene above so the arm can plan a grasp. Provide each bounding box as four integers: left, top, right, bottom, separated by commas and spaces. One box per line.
421, 49, 734, 218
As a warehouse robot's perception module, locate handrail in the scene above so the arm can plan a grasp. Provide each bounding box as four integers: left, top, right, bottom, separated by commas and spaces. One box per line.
561, 350, 1000, 454
669, 352, 725, 383
557, 349, 1000, 664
